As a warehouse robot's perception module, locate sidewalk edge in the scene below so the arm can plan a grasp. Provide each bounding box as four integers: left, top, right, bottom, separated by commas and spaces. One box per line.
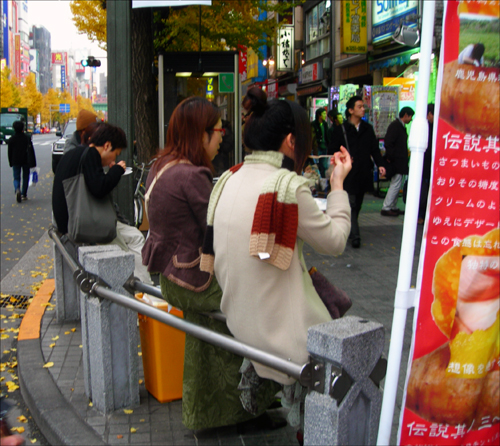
18, 280, 105, 446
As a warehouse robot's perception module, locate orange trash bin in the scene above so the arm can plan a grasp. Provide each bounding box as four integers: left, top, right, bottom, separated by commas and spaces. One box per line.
136, 293, 185, 403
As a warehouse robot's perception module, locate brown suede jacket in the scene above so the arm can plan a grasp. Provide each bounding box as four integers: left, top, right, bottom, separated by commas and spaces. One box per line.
142, 158, 213, 292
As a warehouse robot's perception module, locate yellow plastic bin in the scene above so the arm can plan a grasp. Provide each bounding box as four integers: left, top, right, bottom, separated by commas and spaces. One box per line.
136, 293, 185, 403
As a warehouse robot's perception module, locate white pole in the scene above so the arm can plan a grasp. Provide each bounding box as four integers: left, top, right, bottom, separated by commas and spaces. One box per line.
376, 1, 436, 445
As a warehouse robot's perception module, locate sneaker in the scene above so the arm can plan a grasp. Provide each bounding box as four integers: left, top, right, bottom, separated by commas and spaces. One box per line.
351, 239, 361, 248
21, 195, 27, 201
16, 189, 21, 203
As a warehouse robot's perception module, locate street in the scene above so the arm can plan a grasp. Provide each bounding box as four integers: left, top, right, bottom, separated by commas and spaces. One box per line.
1, 134, 56, 281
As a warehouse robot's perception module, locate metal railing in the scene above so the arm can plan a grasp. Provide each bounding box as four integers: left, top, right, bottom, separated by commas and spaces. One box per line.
48, 226, 321, 389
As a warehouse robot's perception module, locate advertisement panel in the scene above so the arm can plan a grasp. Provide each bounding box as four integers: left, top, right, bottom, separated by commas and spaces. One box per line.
372, 0, 419, 44
398, 1, 500, 445
341, 0, 367, 54
29, 49, 39, 72
299, 62, 322, 84
238, 45, 247, 82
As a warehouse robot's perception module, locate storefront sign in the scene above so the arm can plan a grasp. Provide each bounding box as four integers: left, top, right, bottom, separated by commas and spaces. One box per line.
341, 0, 367, 54
277, 26, 294, 72
398, 1, 500, 445
52, 52, 64, 65
267, 80, 278, 100
299, 62, 323, 84
372, 0, 418, 44
246, 49, 259, 80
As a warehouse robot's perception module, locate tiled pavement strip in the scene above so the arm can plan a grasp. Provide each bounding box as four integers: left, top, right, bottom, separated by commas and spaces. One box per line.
32, 194, 421, 445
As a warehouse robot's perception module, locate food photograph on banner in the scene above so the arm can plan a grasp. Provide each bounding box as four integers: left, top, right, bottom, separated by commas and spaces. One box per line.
399, 1, 500, 445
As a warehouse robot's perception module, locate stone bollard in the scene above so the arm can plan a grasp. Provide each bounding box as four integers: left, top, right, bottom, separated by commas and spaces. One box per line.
79, 246, 140, 414
54, 237, 80, 322
77, 245, 122, 400
305, 316, 385, 446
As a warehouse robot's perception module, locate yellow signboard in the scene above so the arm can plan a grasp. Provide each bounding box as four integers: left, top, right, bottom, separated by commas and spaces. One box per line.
341, 0, 367, 54
247, 49, 259, 79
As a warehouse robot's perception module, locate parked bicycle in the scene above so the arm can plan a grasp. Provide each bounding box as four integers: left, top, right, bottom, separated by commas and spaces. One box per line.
133, 157, 156, 229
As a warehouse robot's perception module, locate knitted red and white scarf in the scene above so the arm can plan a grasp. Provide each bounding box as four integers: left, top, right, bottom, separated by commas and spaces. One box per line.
201, 151, 309, 273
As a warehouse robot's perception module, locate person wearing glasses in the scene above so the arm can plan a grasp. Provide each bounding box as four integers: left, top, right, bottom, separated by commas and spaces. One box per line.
142, 96, 279, 431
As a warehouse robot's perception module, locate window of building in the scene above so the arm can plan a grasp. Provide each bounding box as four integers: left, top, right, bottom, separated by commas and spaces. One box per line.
306, 0, 331, 60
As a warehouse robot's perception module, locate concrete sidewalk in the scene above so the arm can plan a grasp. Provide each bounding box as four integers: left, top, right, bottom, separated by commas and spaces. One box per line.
11, 194, 421, 445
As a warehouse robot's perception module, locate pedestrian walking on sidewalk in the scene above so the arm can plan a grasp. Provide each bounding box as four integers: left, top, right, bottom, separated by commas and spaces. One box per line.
7, 120, 36, 203
380, 106, 415, 217
142, 96, 280, 431
328, 95, 386, 248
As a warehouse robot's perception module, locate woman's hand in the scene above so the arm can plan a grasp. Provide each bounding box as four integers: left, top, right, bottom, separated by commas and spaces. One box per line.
329, 146, 352, 191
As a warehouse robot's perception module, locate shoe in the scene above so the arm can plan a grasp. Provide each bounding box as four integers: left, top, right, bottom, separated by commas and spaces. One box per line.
21, 195, 27, 201
397, 209, 405, 215
16, 189, 21, 203
351, 239, 361, 248
381, 209, 399, 217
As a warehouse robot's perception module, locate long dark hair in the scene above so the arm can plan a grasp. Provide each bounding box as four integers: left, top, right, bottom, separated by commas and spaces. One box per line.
242, 95, 312, 174
158, 96, 220, 169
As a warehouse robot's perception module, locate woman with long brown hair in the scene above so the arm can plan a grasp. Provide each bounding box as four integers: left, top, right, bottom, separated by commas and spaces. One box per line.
142, 96, 279, 430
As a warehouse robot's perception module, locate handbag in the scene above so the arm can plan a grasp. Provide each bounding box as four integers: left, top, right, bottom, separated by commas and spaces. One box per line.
62, 147, 117, 244
308, 266, 352, 319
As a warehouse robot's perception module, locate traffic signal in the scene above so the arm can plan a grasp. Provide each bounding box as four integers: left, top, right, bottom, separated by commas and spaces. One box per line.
81, 56, 101, 67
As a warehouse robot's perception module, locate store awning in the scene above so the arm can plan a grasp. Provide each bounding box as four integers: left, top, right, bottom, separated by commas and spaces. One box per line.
296, 80, 327, 97
369, 49, 419, 71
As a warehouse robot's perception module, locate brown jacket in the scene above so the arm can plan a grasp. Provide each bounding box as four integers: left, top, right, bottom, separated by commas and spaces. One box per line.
142, 158, 213, 292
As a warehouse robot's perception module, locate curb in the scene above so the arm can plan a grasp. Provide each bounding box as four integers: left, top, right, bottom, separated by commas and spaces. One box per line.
17, 279, 105, 446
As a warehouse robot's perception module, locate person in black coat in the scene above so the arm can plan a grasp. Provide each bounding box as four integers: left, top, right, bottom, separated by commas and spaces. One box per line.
328, 95, 386, 248
381, 106, 415, 216
311, 107, 329, 178
7, 120, 36, 202
418, 104, 434, 224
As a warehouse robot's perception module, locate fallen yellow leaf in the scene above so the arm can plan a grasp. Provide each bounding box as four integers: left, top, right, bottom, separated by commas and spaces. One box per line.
43, 362, 54, 368
116, 435, 123, 439
140, 419, 145, 422
64, 331, 70, 335
3, 350, 10, 354
31, 439, 37, 444
138, 379, 143, 384
130, 427, 137, 433
17, 415, 27, 423
1, 334, 9, 339
49, 343, 56, 348
71, 328, 76, 332
89, 402, 93, 407
51, 336, 59, 341
123, 409, 133, 414
138, 352, 142, 356
11, 426, 25, 433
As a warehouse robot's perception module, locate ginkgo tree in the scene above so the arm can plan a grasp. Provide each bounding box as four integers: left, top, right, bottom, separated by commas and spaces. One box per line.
69, 0, 300, 161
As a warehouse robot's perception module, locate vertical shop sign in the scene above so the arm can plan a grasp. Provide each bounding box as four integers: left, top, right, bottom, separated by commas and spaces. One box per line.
398, 1, 500, 445
52, 52, 64, 64
341, 0, 367, 53
277, 26, 294, 71
239, 45, 247, 82
14, 34, 21, 81
61, 65, 66, 92
206, 77, 214, 100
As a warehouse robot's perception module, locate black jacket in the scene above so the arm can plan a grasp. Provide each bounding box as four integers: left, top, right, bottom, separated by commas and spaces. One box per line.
328, 119, 385, 194
52, 145, 124, 234
7, 133, 36, 168
384, 118, 409, 176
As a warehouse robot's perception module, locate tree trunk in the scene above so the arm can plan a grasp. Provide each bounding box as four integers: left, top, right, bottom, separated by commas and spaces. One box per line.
131, 7, 159, 163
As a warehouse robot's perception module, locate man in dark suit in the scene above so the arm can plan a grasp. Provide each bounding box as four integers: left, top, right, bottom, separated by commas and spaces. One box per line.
380, 106, 415, 217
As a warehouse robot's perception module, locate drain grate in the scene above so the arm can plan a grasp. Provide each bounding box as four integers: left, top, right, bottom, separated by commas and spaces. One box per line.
0, 294, 34, 310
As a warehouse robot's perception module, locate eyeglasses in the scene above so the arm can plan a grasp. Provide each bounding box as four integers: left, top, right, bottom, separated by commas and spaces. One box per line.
212, 128, 226, 137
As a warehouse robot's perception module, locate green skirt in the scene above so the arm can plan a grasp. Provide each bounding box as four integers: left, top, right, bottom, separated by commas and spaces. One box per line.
160, 275, 280, 430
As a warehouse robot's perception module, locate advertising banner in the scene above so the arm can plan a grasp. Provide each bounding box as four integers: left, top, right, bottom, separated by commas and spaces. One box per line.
61, 65, 66, 92
398, 1, 500, 445
238, 45, 247, 82
372, 0, 418, 44
371, 86, 399, 139
14, 34, 21, 81
341, 0, 367, 54
52, 52, 64, 65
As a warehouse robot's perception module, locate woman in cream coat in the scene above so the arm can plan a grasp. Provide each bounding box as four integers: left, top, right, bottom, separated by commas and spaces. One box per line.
207, 92, 352, 387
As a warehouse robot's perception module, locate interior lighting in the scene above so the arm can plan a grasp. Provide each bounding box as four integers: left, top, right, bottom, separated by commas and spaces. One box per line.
176, 72, 193, 77
203, 72, 219, 77
410, 52, 435, 61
